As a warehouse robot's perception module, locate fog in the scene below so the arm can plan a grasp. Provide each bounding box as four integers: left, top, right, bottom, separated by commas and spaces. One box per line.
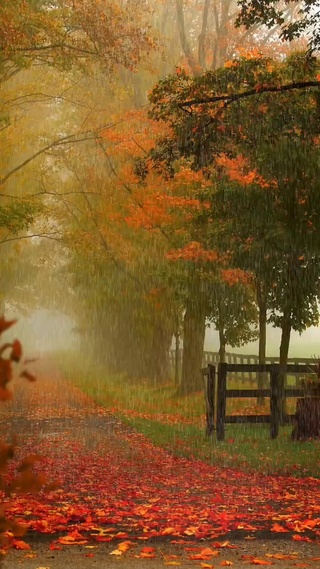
5, 308, 320, 363
205, 324, 320, 358
4, 310, 79, 357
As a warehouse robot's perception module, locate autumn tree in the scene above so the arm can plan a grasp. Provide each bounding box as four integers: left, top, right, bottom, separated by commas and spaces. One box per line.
142, 1, 300, 393
0, 0, 155, 252
208, 279, 258, 363
0, 0, 154, 80
144, 52, 320, 407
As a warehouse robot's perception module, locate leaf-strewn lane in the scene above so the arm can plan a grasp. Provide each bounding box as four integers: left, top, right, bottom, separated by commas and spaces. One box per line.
1, 361, 320, 550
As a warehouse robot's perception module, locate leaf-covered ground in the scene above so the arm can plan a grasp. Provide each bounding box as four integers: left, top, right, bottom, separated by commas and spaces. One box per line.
1, 360, 320, 567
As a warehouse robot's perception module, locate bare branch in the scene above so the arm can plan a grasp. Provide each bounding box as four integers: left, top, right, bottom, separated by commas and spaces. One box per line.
0, 122, 117, 189
0, 232, 61, 245
1, 43, 99, 57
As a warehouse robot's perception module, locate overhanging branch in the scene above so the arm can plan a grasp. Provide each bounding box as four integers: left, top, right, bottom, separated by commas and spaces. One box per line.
179, 80, 320, 108
0, 123, 116, 189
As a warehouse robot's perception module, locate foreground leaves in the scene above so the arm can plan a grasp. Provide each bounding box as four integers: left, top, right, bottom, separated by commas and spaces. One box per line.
2, 366, 320, 560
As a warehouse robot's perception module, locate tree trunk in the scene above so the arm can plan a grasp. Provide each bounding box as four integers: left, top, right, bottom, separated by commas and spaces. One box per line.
279, 311, 291, 423
174, 329, 180, 386
257, 281, 267, 405
292, 397, 320, 440
180, 298, 206, 395
218, 327, 226, 364
149, 321, 172, 384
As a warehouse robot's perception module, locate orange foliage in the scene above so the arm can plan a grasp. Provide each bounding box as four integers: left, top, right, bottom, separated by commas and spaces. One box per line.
221, 268, 253, 285
166, 242, 218, 263
216, 154, 275, 189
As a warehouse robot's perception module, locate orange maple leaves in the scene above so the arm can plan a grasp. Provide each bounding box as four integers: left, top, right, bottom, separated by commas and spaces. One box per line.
166, 242, 218, 263
216, 154, 274, 189
0, 317, 35, 400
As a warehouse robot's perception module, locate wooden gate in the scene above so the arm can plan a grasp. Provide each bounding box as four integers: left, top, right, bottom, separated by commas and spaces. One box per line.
202, 362, 318, 440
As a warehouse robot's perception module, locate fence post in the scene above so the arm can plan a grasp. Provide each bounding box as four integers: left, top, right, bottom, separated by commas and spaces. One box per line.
270, 365, 280, 439
204, 364, 215, 436
217, 362, 227, 441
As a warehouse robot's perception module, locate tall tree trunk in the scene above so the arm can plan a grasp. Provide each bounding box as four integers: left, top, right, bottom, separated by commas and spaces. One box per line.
279, 310, 291, 423
174, 329, 180, 386
257, 281, 267, 404
218, 326, 226, 364
149, 320, 172, 384
180, 297, 206, 395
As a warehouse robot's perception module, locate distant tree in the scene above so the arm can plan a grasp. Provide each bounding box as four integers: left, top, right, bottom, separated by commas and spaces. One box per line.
236, 0, 320, 53
209, 280, 258, 363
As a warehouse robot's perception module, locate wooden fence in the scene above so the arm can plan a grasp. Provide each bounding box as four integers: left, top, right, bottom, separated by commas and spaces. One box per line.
202, 362, 319, 440
170, 349, 317, 385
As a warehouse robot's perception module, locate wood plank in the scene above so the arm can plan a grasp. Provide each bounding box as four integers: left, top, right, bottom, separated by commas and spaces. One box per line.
226, 388, 304, 398
225, 363, 318, 373
225, 414, 295, 424
226, 389, 270, 398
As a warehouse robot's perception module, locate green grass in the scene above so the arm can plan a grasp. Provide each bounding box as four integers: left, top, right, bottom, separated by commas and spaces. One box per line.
58, 351, 320, 478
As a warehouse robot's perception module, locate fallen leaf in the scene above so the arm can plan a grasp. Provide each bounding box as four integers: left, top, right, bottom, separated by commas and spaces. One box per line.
162, 527, 176, 535
265, 553, 297, 560
200, 548, 220, 557
141, 546, 155, 553
118, 541, 133, 552
270, 523, 289, 533
49, 543, 62, 551
292, 535, 313, 543
12, 540, 31, 550
110, 549, 123, 556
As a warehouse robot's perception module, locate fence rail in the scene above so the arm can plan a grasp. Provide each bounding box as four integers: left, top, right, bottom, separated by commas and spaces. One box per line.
202, 362, 319, 440
170, 350, 317, 385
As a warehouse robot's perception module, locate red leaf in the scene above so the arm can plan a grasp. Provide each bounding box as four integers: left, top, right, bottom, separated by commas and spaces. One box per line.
292, 535, 312, 543
50, 542, 62, 551
12, 539, 30, 550
0, 358, 12, 388
0, 386, 12, 400
141, 547, 155, 553
11, 339, 22, 362
270, 523, 289, 533
20, 370, 36, 382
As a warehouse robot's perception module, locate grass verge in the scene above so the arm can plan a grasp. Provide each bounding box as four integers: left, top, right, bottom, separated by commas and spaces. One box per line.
58, 351, 320, 478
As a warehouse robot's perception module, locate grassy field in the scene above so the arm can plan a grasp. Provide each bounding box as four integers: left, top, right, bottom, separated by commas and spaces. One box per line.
59, 352, 320, 478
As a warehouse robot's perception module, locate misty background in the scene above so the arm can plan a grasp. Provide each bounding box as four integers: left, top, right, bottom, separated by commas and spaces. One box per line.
6, 309, 320, 360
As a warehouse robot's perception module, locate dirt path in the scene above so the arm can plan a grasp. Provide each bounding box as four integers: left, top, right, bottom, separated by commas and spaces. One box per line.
1, 358, 320, 568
